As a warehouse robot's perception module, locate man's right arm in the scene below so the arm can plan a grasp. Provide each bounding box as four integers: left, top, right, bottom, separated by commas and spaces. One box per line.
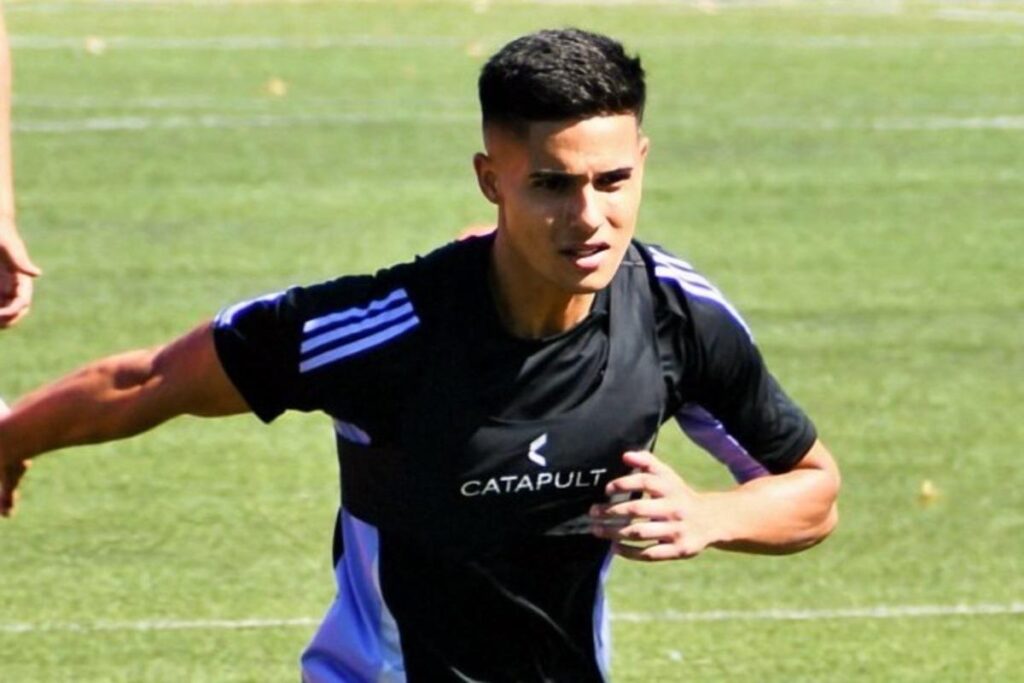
0, 322, 249, 515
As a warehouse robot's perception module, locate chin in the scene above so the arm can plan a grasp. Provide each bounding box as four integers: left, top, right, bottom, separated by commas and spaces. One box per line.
569, 269, 617, 294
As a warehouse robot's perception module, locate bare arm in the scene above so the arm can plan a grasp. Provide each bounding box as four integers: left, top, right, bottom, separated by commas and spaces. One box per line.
0, 4, 42, 328
589, 440, 840, 560
0, 321, 249, 515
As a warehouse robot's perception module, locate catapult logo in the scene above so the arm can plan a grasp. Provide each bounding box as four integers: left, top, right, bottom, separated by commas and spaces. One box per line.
527, 433, 548, 467
459, 433, 609, 497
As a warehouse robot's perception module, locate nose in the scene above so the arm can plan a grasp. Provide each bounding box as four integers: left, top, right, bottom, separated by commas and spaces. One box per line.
568, 184, 605, 234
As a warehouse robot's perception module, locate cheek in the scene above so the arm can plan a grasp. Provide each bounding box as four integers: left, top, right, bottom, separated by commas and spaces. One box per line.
509, 191, 558, 225
599, 197, 629, 228
609, 190, 642, 227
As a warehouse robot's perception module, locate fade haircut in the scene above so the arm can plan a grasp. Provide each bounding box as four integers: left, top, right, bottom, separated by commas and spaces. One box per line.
479, 28, 646, 135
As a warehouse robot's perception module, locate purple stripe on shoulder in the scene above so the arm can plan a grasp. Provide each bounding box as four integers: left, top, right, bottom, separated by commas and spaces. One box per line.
675, 404, 768, 483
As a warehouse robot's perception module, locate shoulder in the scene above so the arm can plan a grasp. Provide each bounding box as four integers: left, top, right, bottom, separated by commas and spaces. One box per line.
401, 235, 490, 301
296, 238, 492, 371
215, 272, 408, 341
209, 239, 486, 420
213, 238, 488, 376
633, 240, 753, 342
218, 237, 485, 332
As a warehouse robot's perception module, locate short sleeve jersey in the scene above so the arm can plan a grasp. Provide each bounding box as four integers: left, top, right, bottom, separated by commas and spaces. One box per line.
213, 235, 816, 683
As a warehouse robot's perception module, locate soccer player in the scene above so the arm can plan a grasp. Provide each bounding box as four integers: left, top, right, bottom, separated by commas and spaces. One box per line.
0, 4, 42, 328
0, 28, 839, 682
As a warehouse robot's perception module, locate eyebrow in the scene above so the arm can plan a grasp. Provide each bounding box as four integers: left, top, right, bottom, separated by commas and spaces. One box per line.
528, 167, 634, 181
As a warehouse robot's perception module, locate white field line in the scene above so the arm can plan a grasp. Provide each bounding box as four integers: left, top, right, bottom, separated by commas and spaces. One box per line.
487, 0, 883, 6
11, 33, 1024, 50
14, 94, 474, 111
747, 115, 1024, 131
3, 603, 1021, 634
0, 617, 321, 635
10, 35, 465, 50
14, 113, 1024, 135
524, 0, 906, 11
613, 602, 1024, 623
0, 0, 905, 11
936, 8, 1024, 25
873, 115, 1024, 130
13, 112, 476, 134
8, 0, 1015, 12
6, 0, 335, 9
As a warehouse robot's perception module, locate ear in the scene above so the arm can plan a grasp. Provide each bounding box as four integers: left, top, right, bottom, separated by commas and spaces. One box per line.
638, 131, 650, 162
473, 152, 501, 205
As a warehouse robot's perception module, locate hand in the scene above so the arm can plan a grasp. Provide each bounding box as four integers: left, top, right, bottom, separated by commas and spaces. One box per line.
0, 399, 29, 517
589, 450, 720, 561
0, 223, 42, 328
0, 451, 28, 518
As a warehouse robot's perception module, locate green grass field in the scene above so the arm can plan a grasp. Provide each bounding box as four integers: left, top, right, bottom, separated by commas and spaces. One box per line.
2, 0, 1022, 680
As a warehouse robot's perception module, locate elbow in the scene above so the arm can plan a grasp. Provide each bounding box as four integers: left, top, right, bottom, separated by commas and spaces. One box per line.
804, 476, 841, 550
821, 462, 841, 534
817, 500, 840, 542
809, 462, 841, 545
783, 472, 841, 555
807, 442, 841, 546
109, 347, 162, 390
771, 503, 838, 556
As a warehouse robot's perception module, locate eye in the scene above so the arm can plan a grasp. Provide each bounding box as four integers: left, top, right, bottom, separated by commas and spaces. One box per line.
531, 175, 572, 194
595, 170, 632, 192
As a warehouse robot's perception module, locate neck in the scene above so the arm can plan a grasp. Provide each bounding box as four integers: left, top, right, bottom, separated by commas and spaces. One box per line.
488, 237, 595, 339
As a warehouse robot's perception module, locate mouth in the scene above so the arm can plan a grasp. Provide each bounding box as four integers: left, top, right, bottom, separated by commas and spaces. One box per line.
559, 243, 611, 271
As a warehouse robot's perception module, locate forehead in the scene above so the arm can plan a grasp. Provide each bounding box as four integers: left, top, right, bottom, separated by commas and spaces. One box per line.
492, 115, 642, 172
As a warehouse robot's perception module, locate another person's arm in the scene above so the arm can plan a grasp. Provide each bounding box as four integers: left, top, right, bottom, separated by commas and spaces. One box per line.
0, 5, 42, 328
0, 322, 249, 516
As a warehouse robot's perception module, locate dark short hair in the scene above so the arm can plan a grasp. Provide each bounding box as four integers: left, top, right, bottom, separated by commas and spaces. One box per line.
479, 28, 646, 134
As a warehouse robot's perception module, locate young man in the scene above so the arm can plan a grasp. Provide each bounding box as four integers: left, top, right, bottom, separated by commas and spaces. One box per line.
0, 29, 839, 682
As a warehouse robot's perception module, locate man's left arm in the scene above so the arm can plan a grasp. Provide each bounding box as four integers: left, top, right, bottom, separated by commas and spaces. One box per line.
592, 253, 839, 560
589, 440, 839, 560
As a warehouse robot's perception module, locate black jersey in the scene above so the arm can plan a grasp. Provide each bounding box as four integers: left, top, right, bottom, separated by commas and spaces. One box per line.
213, 236, 816, 683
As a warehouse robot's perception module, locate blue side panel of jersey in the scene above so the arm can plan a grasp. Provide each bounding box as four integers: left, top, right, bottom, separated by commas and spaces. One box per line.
301, 511, 406, 683
592, 551, 615, 682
